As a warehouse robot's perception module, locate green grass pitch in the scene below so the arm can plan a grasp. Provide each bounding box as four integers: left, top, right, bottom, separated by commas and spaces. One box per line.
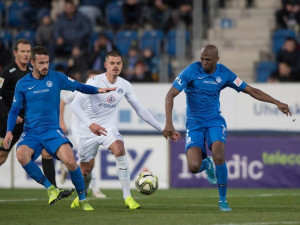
0, 188, 299, 225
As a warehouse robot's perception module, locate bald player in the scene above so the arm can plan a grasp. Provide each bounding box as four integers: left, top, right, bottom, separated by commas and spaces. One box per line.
163, 44, 291, 211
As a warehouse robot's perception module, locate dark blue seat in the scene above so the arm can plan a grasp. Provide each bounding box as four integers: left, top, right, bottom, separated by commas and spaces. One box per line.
105, 1, 124, 28
14, 30, 35, 46
140, 30, 164, 55
0, 1, 5, 27
166, 30, 190, 57
7, 1, 30, 28
272, 29, 296, 54
0, 30, 12, 49
114, 30, 138, 56
256, 61, 277, 82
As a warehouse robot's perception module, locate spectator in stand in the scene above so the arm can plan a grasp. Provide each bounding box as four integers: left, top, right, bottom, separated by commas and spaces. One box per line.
53, 0, 91, 57
0, 40, 13, 73
131, 61, 154, 83
276, 37, 300, 78
19, 0, 51, 30
35, 14, 54, 60
275, 0, 300, 29
78, 0, 104, 30
141, 48, 159, 82
268, 62, 300, 82
89, 32, 116, 73
122, 46, 140, 81
172, 0, 193, 30
122, 0, 144, 30
144, 0, 173, 32
67, 46, 89, 83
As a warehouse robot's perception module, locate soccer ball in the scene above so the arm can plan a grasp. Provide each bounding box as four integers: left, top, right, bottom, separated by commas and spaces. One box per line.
135, 171, 158, 195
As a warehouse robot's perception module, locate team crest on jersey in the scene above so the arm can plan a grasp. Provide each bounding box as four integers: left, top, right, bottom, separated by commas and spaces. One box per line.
107, 95, 116, 104
118, 88, 123, 94
46, 81, 53, 87
216, 76, 222, 83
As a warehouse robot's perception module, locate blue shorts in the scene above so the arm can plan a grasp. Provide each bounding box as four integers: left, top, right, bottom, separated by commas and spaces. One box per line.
185, 125, 227, 157
17, 128, 72, 161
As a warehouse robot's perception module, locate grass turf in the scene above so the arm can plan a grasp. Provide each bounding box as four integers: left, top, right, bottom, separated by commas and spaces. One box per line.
0, 188, 299, 225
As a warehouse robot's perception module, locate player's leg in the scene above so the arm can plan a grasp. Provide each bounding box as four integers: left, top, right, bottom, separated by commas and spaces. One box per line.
0, 150, 9, 166
90, 169, 107, 198
16, 144, 62, 205
185, 128, 214, 181
207, 126, 232, 212
41, 150, 74, 198
80, 159, 95, 195
56, 143, 93, 210
109, 140, 140, 209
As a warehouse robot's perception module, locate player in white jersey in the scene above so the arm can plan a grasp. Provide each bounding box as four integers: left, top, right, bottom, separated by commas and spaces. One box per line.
70, 51, 164, 209
60, 70, 106, 198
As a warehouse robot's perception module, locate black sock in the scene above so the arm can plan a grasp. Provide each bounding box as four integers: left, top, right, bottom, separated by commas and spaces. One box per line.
42, 158, 57, 187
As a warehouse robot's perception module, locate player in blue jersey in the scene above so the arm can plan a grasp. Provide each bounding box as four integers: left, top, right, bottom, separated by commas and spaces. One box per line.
3, 46, 115, 210
163, 45, 291, 212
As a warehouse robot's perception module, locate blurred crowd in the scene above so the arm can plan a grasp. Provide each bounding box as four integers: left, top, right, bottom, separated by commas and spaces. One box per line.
0, 0, 196, 83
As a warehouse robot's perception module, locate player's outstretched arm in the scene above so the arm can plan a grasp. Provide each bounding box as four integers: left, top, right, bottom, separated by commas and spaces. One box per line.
243, 85, 291, 116
164, 87, 181, 142
98, 87, 117, 93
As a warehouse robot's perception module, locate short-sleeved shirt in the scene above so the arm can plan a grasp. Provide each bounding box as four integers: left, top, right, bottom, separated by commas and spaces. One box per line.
172, 62, 247, 128
12, 70, 80, 132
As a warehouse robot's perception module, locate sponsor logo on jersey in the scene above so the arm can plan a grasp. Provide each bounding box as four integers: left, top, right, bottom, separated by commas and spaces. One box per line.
9, 68, 16, 73
175, 76, 182, 85
203, 80, 218, 84
107, 95, 116, 104
33, 89, 50, 94
0, 77, 4, 88
216, 76, 222, 83
99, 103, 117, 108
233, 77, 243, 87
118, 88, 123, 94
46, 81, 53, 87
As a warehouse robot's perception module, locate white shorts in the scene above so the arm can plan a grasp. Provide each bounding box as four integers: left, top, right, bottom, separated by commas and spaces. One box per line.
78, 127, 123, 162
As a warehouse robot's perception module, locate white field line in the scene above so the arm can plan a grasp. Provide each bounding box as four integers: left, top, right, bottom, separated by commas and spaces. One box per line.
214, 222, 299, 225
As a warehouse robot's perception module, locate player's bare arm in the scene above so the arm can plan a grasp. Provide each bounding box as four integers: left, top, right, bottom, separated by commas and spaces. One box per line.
98, 87, 117, 93
243, 85, 291, 116
89, 123, 107, 136
3, 132, 13, 149
164, 87, 181, 141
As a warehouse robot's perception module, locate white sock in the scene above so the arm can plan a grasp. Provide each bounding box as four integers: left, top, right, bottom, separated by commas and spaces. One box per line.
116, 155, 131, 199
90, 169, 98, 193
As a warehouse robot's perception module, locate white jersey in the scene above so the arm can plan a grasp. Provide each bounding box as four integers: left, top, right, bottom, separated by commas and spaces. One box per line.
71, 73, 163, 138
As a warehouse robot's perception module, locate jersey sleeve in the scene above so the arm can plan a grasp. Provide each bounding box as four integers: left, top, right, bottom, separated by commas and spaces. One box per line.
11, 81, 24, 109
70, 92, 92, 127
172, 66, 191, 92
57, 72, 79, 91
226, 70, 247, 92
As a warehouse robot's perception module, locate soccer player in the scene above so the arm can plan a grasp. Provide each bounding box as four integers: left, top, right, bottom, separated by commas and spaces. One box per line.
70, 51, 163, 209
3, 46, 115, 210
0, 39, 73, 198
163, 45, 291, 212
60, 69, 107, 198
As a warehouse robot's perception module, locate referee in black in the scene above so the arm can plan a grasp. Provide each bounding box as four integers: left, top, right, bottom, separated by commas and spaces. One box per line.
0, 39, 73, 197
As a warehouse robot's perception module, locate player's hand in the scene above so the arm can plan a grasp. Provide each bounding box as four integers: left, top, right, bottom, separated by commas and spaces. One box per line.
89, 123, 107, 136
277, 102, 291, 116
16, 116, 23, 124
163, 124, 181, 142
98, 87, 117, 93
4, 132, 13, 149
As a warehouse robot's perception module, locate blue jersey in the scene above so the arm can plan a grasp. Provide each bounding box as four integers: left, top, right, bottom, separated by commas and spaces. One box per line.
12, 70, 79, 132
172, 62, 247, 127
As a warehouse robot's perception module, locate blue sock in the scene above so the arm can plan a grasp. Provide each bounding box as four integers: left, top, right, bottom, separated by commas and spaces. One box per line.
23, 161, 52, 188
198, 158, 209, 173
70, 166, 85, 201
216, 163, 228, 202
